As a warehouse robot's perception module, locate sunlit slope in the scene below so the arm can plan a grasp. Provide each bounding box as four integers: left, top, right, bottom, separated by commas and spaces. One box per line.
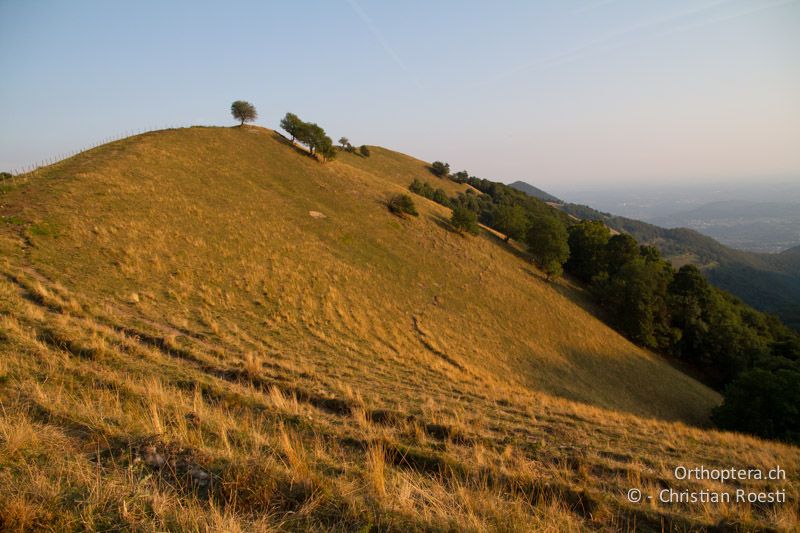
3, 126, 799, 531
1, 126, 715, 423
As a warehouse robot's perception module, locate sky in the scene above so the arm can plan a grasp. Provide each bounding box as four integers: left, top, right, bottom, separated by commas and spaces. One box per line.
1, 0, 798, 192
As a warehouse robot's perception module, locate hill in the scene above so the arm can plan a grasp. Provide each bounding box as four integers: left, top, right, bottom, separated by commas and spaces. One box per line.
508, 180, 563, 203
559, 203, 800, 330
651, 200, 800, 253
1, 126, 797, 531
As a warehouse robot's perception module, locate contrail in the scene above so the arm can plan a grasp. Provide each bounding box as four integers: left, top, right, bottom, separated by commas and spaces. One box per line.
345, 0, 423, 89
655, 0, 798, 38
473, 0, 741, 87
572, 0, 624, 16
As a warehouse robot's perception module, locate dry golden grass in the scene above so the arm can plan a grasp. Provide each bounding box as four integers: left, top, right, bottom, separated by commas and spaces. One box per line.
0, 126, 797, 531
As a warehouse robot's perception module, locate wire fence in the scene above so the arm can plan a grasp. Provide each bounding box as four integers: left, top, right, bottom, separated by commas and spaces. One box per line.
5, 124, 195, 177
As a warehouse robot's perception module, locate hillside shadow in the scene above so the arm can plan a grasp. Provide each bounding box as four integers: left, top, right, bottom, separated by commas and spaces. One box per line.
271, 131, 314, 159
543, 276, 720, 401
546, 274, 618, 329
432, 214, 461, 235
570, 347, 715, 426
482, 228, 531, 263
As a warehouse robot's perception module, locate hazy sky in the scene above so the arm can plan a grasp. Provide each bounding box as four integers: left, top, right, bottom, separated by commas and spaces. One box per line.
1, 0, 798, 190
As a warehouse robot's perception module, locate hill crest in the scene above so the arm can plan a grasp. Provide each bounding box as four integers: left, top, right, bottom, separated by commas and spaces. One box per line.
508, 180, 563, 203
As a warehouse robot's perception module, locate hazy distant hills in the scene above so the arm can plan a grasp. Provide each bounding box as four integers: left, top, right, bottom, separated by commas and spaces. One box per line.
651, 200, 800, 254
551, 199, 800, 330
512, 182, 800, 329
508, 180, 563, 203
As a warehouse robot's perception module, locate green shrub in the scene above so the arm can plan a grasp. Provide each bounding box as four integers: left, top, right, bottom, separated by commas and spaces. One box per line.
387, 194, 418, 218
409, 180, 451, 208
359, 145, 370, 157
432, 188, 450, 207
450, 206, 479, 235
429, 161, 450, 177
409, 179, 433, 197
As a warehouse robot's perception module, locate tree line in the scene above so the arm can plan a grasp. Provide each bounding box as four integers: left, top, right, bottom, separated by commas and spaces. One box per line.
409, 163, 800, 443
567, 220, 799, 442
279, 112, 337, 161
231, 101, 373, 163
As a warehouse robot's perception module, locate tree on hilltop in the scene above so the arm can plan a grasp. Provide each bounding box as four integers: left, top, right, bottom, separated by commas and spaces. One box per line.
359, 145, 370, 157
231, 100, 257, 126
280, 113, 336, 162
339, 137, 354, 152
296, 122, 321, 155
297, 122, 335, 161
280, 112, 303, 141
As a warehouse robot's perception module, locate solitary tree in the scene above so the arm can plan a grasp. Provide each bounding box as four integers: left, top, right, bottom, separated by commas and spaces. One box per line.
526, 216, 569, 280
280, 112, 303, 141
231, 100, 257, 126
359, 145, 370, 157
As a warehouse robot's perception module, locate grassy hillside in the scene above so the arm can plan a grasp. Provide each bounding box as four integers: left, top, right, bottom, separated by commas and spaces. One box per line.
1, 126, 797, 531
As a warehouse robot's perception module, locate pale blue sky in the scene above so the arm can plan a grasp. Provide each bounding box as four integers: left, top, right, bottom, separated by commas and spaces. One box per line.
1, 0, 798, 190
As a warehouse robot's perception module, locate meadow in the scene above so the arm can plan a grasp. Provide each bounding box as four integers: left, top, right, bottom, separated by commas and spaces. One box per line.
1, 126, 797, 531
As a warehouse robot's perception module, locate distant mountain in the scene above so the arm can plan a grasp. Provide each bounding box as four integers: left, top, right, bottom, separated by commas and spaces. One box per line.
651, 200, 800, 253
781, 244, 800, 258
768, 244, 800, 276
559, 203, 800, 330
509, 181, 562, 203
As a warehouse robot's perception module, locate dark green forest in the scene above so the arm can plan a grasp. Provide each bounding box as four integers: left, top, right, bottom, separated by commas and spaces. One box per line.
559, 203, 800, 331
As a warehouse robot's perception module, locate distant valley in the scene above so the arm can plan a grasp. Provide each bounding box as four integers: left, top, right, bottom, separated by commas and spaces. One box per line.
560, 181, 800, 253
510, 181, 800, 330
652, 200, 800, 254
